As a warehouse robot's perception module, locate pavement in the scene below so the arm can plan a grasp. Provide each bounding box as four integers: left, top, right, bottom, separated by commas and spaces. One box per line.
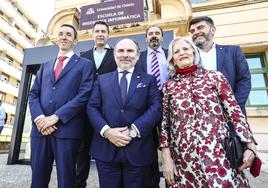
0, 153, 268, 188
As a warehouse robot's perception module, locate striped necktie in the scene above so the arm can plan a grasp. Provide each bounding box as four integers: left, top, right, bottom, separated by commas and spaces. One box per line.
151, 51, 161, 88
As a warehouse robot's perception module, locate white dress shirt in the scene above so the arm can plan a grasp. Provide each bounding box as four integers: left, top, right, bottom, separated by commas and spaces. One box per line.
198, 43, 217, 71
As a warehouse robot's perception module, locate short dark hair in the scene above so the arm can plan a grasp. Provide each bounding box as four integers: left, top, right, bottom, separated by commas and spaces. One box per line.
189, 16, 215, 29
93, 21, 110, 33
145, 26, 163, 37
60, 24, 77, 39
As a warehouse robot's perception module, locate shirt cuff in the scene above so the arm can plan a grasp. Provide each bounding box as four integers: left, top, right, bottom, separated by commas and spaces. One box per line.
34, 115, 45, 123
100, 125, 110, 137
131, 124, 141, 138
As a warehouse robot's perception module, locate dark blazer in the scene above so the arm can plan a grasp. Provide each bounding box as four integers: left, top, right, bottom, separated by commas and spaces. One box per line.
215, 44, 251, 115
136, 48, 168, 73
80, 48, 117, 80
29, 54, 94, 139
88, 69, 162, 166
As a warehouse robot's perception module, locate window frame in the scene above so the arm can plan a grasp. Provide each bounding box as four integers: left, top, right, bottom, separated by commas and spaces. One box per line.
246, 52, 268, 107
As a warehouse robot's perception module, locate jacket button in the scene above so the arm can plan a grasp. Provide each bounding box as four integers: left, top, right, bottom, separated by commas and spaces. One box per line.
120, 109, 124, 112
49, 100, 53, 103
52, 87, 56, 90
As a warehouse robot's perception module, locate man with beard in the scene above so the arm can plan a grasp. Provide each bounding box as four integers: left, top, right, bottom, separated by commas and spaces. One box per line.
189, 16, 251, 116
88, 38, 162, 188
77, 21, 117, 188
136, 26, 169, 188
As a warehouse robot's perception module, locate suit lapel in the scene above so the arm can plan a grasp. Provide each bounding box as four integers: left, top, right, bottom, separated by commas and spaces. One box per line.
50, 58, 57, 82
89, 49, 97, 69
125, 70, 141, 105
55, 54, 78, 82
110, 71, 122, 106
98, 49, 112, 70
216, 44, 224, 72
142, 50, 148, 72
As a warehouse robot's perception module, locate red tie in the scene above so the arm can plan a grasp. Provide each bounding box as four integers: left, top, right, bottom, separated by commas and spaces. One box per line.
54, 56, 67, 80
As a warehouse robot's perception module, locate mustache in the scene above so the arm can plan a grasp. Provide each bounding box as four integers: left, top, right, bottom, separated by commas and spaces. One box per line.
150, 37, 159, 42
193, 33, 205, 40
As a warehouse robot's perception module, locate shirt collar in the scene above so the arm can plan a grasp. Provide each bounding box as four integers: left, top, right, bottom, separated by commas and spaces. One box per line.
147, 46, 164, 54
198, 43, 216, 53
93, 44, 110, 50
57, 51, 74, 59
117, 67, 134, 74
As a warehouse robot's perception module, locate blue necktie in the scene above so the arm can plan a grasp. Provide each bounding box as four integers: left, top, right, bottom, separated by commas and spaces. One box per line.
120, 71, 128, 103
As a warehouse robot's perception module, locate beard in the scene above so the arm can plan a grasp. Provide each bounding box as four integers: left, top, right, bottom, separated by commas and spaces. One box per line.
149, 37, 160, 49
193, 32, 213, 49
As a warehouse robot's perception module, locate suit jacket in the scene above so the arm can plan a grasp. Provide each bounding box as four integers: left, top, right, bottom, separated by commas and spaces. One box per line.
80, 48, 117, 80
215, 44, 251, 115
29, 54, 94, 139
88, 69, 162, 166
136, 48, 168, 73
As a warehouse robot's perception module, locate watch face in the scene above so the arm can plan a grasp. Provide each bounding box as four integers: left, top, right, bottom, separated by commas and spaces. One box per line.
130, 129, 137, 138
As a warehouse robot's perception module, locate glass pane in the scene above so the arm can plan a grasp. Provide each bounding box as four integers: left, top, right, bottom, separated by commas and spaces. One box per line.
191, 0, 210, 3
18, 75, 35, 160
248, 90, 268, 105
251, 73, 267, 88
247, 57, 262, 69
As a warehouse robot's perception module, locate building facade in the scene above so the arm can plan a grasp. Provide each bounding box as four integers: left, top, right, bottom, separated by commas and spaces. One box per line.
0, 0, 43, 135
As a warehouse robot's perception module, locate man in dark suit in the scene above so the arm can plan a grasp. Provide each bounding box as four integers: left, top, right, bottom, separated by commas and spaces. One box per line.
29, 24, 94, 188
136, 26, 169, 188
88, 38, 162, 188
76, 21, 117, 188
80, 21, 117, 79
189, 16, 251, 115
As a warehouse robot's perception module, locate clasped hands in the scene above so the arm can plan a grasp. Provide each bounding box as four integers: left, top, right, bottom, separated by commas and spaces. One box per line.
35, 114, 59, 136
104, 127, 132, 147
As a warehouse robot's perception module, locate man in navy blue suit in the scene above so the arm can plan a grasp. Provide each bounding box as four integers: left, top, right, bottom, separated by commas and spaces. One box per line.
189, 16, 251, 115
76, 21, 117, 188
136, 26, 169, 188
88, 38, 162, 188
29, 24, 94, 188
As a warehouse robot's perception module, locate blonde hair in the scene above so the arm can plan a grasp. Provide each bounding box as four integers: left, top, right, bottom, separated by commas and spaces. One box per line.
167, 37, 202, 77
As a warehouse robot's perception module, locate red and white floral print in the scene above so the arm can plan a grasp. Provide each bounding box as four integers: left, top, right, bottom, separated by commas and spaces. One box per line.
161, 68, 253, 188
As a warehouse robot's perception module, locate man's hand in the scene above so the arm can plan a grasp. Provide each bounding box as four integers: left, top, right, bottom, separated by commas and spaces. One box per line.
35, 114, 59, 136
104, 127, 132, 147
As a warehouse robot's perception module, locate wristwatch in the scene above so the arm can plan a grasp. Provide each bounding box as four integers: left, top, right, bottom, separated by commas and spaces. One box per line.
129, 126, 137, 138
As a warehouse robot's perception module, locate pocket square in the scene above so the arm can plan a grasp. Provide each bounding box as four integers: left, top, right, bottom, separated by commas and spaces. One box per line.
136, 83, 146, 88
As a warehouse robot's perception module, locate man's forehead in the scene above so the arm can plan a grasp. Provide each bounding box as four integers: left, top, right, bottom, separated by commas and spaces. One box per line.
148, 27, 161, 33
190, 21, 208, 28
59, 26, 74, 33
116, 39, 136, 49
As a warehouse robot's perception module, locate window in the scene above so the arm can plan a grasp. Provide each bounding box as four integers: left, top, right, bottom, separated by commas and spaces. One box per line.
0, 91, 6, 101
246, 53, 268, 106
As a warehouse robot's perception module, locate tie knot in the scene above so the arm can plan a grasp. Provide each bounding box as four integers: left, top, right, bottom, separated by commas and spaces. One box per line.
58, 56, 68, 62
150, 50, 158, 55
120, 70, 129, 76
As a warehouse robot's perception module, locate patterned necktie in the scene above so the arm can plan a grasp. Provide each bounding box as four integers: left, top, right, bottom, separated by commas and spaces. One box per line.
151, 51, 161, 89
54, 56, 67, 80
120, 70, 128, 104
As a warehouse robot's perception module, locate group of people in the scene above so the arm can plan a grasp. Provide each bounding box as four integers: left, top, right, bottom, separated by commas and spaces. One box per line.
28, 16, 257, 188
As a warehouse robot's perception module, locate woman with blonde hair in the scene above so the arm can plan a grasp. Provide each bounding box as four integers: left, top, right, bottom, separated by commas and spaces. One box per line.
160, 37, 257, 187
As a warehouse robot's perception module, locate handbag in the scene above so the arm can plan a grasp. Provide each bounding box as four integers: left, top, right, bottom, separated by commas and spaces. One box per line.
223, 135, 245, 169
